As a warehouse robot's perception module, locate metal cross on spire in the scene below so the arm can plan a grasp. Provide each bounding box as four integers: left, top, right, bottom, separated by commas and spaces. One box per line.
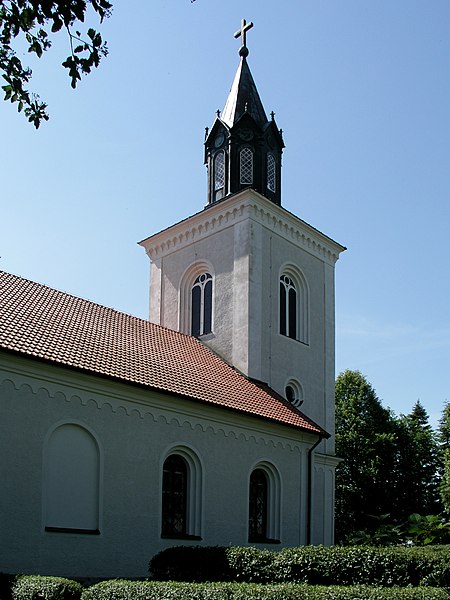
234, 18, 253, 57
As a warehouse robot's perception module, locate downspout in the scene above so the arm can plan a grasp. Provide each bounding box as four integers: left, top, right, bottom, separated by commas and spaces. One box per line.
306, 434, 324, 545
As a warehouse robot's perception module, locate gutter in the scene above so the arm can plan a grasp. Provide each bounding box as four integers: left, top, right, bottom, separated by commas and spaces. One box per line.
306, 434, 324, 545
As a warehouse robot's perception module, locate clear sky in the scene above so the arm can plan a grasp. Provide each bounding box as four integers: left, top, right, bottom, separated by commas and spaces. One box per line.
1, 1, 449, 427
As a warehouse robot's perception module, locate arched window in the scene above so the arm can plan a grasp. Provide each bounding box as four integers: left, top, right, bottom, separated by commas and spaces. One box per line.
179, 262, 214, 336
279, 266, 309, 344
279, 275, 297, 339
248, 463, 281, 543
240, 147, 253, 185
214, 151, 225, 201
267, 153, 276, 192
191, 272, 212, 337
44, 423, 100, 534
161, 447, 203, 539
162, 454, 188, 537
214, 151, 225, 190
249, 469, 268, 541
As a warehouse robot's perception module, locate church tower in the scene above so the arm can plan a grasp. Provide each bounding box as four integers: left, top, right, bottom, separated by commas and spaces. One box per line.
205, 20, 284, 206
139, 22, 345, 468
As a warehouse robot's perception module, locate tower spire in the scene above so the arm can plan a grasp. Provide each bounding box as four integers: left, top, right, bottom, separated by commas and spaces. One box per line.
204, 19, 285, 206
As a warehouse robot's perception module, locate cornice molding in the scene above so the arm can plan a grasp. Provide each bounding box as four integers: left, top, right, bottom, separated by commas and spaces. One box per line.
139, 190, 345, 266
0, 355, 317, 451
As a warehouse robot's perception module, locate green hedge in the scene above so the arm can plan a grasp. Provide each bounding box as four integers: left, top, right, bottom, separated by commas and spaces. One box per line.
5, 574, 450, 599
11, 575, 83, 600
81, 580, 450, 599
150, 545, 450, 587
149, 545, 230, 582
274, 545, 450, 586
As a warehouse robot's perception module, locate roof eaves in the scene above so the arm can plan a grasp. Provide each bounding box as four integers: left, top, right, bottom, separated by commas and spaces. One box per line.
0, 345, 325, 437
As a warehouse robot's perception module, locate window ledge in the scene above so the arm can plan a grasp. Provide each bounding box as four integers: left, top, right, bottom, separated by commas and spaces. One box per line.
279, 333, 309, 347
45, 527, 100, 535
248, 537, 281, 545
161, 533, 202, 541
197, 332, 215, 342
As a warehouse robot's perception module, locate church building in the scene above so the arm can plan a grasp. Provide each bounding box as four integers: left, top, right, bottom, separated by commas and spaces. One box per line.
0, 21, 345, 578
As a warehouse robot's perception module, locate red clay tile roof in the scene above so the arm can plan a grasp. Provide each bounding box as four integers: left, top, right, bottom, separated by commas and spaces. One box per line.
0, 270, 326, 436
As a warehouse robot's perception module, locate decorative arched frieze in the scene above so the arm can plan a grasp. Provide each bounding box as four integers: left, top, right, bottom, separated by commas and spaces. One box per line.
1, 377, 306, 451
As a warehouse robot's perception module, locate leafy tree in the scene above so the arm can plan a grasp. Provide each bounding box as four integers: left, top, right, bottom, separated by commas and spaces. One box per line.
438, 401, 450, 513
335, 370, 399, 543
0, 0, 112, 127
394, 401, 441, 519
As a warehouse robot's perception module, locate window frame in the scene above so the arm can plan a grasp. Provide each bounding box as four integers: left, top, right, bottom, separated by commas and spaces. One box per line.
179, 262, 215, 337
191, 272, 213, 337
239, 146, 254, 185
285, 379, 304, 408
267, 153, 276, 193
160, 446, 203, 540
248, 462, 281, 544
161, 454, 188, 537
279, 265, 309, 345
214, 150, 225, 192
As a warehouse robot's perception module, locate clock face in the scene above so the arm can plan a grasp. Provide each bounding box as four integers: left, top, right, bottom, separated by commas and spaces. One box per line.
214, 133, 225, 148
239, 129, 254, 141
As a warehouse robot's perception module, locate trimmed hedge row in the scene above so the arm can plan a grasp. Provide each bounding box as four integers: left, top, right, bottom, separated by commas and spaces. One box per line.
5, 545, 450, 598
11, 575, 83, 599
150, 545, 450, 587
81, 580, 449, 600
5, 576, 450, 599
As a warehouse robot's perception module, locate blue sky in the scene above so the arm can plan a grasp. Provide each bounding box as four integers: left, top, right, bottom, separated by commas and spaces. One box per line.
1, 1, 449, 427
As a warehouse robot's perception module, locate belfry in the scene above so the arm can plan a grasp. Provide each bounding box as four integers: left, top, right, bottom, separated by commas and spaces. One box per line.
204, 19, 284, 205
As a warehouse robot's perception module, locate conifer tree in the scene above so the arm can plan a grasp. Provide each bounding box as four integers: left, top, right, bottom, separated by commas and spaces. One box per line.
438, 401, 450, 513
335, 370, 399, 542
395, 401, 441, 519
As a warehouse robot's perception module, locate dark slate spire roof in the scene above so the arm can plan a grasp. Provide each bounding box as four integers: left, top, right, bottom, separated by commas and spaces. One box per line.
221, 55, 268, 128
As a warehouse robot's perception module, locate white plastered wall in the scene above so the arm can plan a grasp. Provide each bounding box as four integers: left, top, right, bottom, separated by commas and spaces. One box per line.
0, 352, 317, 578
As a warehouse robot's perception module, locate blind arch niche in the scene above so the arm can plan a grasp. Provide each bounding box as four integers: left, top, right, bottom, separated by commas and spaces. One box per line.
43, 422, 101, 533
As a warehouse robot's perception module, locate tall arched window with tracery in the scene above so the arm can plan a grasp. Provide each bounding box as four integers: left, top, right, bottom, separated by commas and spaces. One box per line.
191, 273, 212, 337
279, 266, 309, 344
267, 153, 276, 192
248, 462, 281, 543
280, 274, 297, 339
162, 454, 188, 537
240, 147, 253, 184
214, 151, 225, 200
161, 446, 203, 539
248, 468, 268, 541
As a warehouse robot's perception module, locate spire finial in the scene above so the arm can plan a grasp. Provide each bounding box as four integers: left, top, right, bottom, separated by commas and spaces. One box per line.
234, 18, 253, 58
